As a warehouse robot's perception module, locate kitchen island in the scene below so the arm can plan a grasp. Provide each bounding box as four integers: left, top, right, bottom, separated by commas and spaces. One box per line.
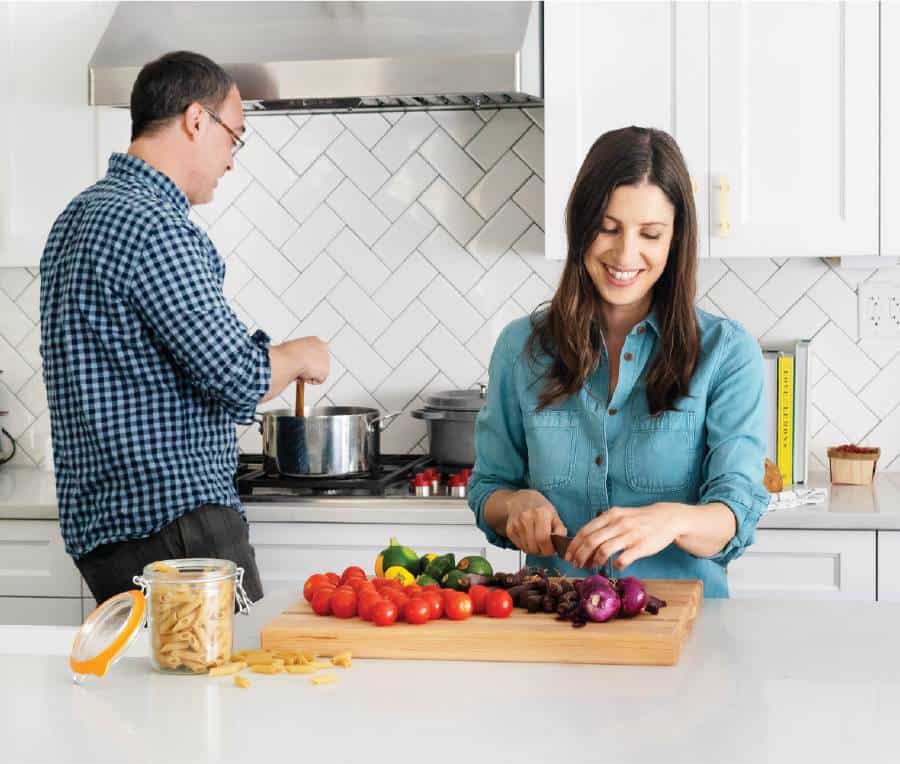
0, 588, 896, 764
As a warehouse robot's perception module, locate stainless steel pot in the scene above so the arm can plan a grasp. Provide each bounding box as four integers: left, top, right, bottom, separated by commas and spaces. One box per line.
259, 407, 402, 477
411, 386, 486, 466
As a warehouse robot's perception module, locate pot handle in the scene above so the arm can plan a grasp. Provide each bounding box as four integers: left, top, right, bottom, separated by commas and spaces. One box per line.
410, 408, 448, 421
369, 411, 404, 432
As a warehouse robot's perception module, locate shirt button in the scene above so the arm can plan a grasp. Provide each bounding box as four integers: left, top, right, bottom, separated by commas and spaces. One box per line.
608, 407, 618, 416
624, 352, 633, 361
595, 454, 604, 466
636, 326, 646, 335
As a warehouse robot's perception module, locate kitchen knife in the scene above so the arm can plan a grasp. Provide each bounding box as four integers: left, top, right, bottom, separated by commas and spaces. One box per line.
550, 534, 572, 558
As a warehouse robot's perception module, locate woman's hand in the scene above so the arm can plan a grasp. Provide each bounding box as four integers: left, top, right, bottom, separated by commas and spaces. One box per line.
504, 490, 569, 557
564, 503, 688, 570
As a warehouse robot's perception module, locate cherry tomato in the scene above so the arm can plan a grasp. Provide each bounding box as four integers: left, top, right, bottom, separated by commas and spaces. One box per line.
468, 584, 491, 615
303, 573, 331, 603
422, 583, 441, 593
404, 597, 431, 625
384, 589, 410, 616
330, 588, 358, 619
372, 577, 389, 591
421, 591, 443, 620
340, 566, 367, 584
358, 592, 383, 621
485, 589, 513, 619
310, 585, 336, 616
324, 572, 341, 587
372, 600, 398, 627
444, 592, 473, 621
403, 584, 423, 598
344, 577, 369, 593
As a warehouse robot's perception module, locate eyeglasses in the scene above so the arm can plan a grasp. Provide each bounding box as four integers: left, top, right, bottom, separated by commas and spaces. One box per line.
203, 107, 246, 156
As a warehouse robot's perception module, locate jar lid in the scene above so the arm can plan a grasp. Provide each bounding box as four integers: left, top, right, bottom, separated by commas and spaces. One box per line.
69, 590, 146, 683
423, 385, 487, 412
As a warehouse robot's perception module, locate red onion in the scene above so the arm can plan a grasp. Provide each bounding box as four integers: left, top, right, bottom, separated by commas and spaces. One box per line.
580, 574, 616, 596
615, 576, 648, 617
580, 586, 621, 622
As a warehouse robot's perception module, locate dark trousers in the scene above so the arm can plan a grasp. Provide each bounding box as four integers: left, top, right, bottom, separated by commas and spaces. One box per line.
75, 504, 264, 606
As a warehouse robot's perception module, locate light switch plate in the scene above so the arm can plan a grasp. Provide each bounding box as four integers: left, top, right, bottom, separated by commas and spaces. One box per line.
858, 282, 900, 339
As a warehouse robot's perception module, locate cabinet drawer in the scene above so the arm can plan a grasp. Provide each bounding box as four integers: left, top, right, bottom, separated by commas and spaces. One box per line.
250, 523, 521, 594
728, 529, 876, 600
876, 531, 900, 602
0, 597, 83, 626
0, 520, 81, 597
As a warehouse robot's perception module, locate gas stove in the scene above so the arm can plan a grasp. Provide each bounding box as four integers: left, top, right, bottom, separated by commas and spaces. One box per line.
235, 453, 471, 500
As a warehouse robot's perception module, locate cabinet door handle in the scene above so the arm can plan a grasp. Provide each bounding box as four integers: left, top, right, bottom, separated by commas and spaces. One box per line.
717, 176, 730, 238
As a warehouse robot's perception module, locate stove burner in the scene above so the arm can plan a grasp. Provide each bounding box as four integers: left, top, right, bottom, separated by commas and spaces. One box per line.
235, 453, 468, 498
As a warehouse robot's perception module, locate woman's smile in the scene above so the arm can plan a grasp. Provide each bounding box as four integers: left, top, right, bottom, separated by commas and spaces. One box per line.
602, 263, 645, 287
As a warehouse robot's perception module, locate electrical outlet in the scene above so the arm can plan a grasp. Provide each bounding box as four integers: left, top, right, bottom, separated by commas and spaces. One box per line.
859, 282, 900, 339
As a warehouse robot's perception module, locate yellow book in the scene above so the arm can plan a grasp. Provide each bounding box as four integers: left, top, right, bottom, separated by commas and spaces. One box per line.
777, 354, 794, 485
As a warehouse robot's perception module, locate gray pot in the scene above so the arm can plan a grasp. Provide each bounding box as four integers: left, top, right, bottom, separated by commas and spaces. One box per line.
411, 386, 486, 466
259, 407, 402, 477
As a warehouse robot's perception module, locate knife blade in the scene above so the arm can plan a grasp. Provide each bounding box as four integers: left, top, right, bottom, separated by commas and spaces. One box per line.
550, 534, 572, 558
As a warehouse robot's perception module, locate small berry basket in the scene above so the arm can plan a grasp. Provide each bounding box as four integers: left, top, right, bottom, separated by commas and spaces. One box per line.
826, 444, 880, 485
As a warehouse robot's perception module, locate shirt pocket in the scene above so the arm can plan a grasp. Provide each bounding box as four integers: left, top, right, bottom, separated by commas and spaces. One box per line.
625, 410, 698, 493
524, 410, 578, 491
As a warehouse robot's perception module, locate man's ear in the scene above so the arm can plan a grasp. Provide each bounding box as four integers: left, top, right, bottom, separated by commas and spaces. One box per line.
182, 102, 205, 141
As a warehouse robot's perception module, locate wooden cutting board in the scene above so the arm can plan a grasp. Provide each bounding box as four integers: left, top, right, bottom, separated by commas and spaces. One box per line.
260, 579, 703, 666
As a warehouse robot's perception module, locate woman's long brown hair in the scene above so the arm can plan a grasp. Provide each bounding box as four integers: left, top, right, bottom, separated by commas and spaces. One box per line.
528, 126, 700, 415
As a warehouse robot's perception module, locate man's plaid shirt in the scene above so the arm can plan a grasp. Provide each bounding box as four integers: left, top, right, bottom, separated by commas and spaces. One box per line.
40, 153, 271, 557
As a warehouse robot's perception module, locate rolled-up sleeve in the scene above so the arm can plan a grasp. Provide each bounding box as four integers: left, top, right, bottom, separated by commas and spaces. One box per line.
698, 320, 770, 566
130, 221, 271, 423
468, 327, 528, 550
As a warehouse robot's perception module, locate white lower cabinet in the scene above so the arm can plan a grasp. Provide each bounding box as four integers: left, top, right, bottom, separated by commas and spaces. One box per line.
0, 520, 81, 597
728, 529, 876, 601
250, 523, 521, 595
0, 597, 82, 626
876, 531, 900, 602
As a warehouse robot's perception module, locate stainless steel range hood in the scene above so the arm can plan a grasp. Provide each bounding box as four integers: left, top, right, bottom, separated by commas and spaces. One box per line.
89, 1, 542, 114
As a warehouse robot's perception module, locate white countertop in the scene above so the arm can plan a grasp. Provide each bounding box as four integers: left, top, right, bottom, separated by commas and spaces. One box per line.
2, 465, 900, 530
0, 588, 897, 764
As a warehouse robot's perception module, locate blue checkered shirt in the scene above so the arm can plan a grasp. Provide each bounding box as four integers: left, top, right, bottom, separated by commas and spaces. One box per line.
40, 153, 271, 557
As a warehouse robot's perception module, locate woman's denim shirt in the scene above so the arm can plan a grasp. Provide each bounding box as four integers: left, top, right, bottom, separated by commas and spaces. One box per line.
468, 307, 770, 598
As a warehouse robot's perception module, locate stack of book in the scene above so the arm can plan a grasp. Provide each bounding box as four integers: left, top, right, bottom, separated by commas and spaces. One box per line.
762, 340, 810, 486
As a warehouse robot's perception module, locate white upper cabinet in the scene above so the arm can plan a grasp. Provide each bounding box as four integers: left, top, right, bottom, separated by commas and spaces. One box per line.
883, 1, 900, 258
709, 1, 879, 258
545, 1, 883, 261
544, 1, 708, 261
0, 2, 115, 268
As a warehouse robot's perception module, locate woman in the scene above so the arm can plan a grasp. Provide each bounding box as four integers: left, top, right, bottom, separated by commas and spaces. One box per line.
468, 126, 768, 598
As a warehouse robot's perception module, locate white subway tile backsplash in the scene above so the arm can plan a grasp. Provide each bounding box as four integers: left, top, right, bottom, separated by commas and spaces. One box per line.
281, 204, 344, 271
466, 108, 531, 169
421, 275, 484, 343
419, 129, 484, 195
467, 251, 532, 319
372, 203, 437, 270
246, 115, 298, 152
513, 175, 546, 228
281, 155, 343, 225
430, 110, 484, 147
372, 154, 437, 222
281, 253, 344, 321
7, 106, 900, 470
237, 133, 298, 199
327, 179, 390, 246
419, 227, 485, 293
281, 114, 344, 175
326, 130, 390, 197
207, 207, 253, 256
327, 228, 390, 294
234, 183, 297, 248
328, 277, 390, 342
372, 112, 437, 172
373, 300, 438, 367
234, 278, 298, 343
337, 113, 391, 149
419, 178, 483, 246
466, 152, 531, 220
467, 201, 532, 267
373, 252, 437, 320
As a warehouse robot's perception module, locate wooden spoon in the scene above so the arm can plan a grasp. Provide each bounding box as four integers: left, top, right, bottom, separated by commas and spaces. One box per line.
294, 380, 305, 417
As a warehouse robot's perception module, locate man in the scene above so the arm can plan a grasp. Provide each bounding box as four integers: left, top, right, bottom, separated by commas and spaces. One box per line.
40, 51, 329, 604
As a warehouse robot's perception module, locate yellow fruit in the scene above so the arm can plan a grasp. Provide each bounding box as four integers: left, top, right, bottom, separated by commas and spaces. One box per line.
384, 566, 415, 586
